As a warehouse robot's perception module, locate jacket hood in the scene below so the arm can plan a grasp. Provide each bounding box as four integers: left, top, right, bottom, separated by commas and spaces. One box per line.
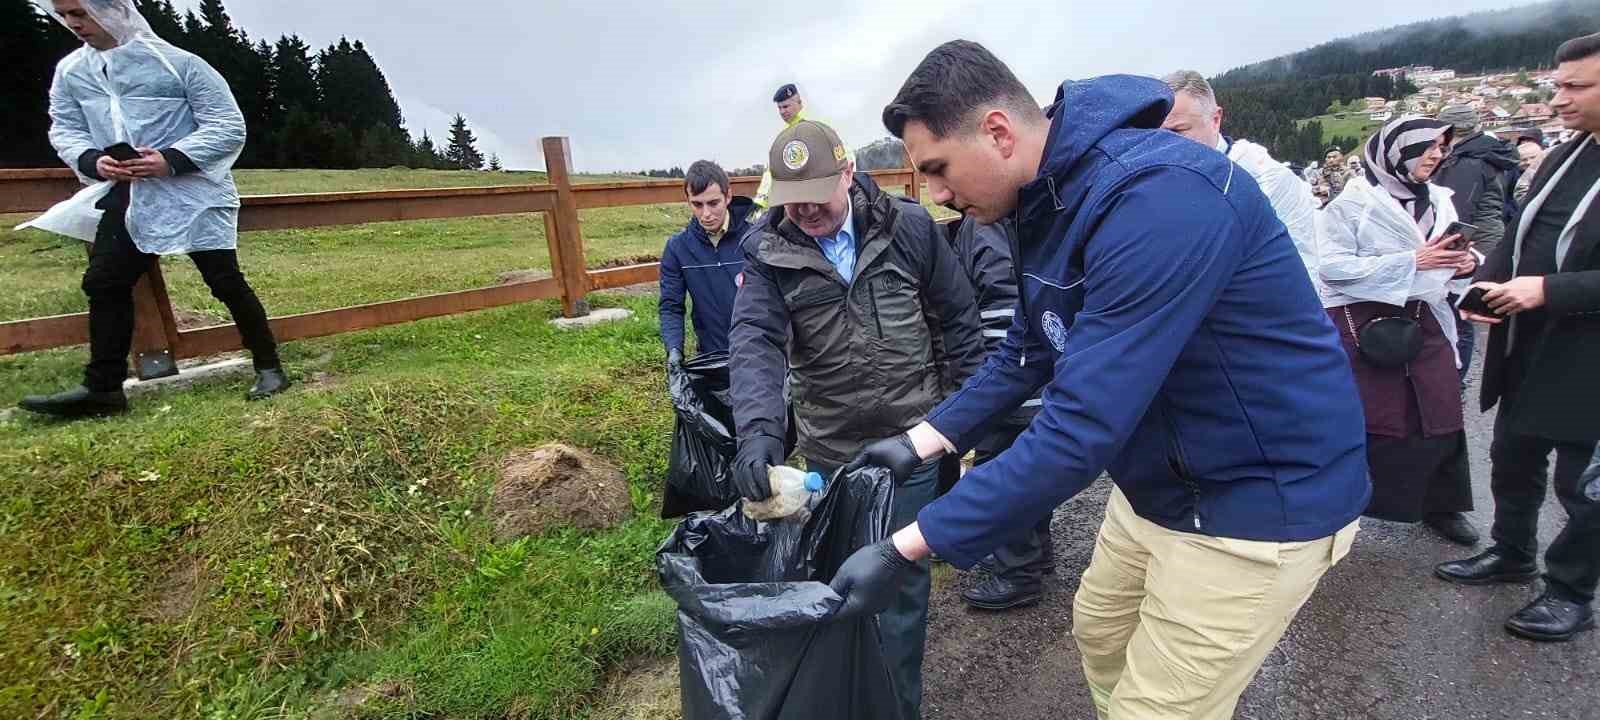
1039, 75, 1174, 182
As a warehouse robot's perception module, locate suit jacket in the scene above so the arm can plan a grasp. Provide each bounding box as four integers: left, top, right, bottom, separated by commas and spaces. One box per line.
1477, 134, 1600, 443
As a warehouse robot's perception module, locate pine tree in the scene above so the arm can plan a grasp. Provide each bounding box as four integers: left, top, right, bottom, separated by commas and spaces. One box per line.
413, 131, 450, 170
2, 0, 76, 167
134, 0, 185, 41
445, 114, 484, 170
271, 35, 318, 114
487, 154, 503, 172
358, 123, 411, 168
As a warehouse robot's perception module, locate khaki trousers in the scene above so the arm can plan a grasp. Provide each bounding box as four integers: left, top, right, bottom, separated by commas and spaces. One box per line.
1073, 486, 1358, 719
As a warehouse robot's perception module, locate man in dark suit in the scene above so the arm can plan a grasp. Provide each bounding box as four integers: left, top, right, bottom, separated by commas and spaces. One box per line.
1436, 33, 1600, 642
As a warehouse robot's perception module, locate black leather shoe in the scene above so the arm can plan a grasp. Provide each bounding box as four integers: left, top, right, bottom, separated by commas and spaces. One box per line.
975, 554, 1056, 576
1424, 512, 1480, 546
962, 574, 1042, 611
1434, 548, 1539, 585
18, 385, 128, 419
246, 368, 290, 400
1505, 591, 1596, 642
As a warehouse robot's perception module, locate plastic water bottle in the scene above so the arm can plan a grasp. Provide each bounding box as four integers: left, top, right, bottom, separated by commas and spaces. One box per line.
742, 467, 825, 521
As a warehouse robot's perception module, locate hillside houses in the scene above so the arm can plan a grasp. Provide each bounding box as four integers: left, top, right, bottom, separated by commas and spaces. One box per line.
1328, 65, 1562, 140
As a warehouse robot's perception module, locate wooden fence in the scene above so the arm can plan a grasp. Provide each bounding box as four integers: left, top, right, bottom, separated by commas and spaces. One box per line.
0, 136, 922, 379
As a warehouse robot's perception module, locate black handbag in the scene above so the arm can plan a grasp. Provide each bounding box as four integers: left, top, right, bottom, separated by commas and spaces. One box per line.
1343, 302, 1424, 368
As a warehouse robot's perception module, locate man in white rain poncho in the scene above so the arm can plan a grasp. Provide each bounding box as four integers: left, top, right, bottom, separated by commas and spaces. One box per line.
18, 0, 287, 419
1160, 71, 1325, 295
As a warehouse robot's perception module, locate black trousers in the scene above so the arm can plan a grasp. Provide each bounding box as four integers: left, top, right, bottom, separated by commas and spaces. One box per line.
1488, 403, 1600, 602
971, 424, 1054, 585
82, 208, 278, 392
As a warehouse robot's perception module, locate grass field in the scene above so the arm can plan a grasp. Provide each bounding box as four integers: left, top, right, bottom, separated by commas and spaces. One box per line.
1300, 114, 1381, 150
0, 167, 937, 720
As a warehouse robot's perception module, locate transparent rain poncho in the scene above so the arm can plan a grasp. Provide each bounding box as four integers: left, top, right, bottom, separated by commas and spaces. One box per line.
1227, 139, 1324, 293
20, 0, 245, 254
1317, 177, 1471, 367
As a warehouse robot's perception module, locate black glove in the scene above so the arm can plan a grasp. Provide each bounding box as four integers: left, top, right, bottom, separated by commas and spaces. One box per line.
843, 434, 922, 484
830, 538, 916, 620
733, 434, 784, 500
666, 347, 684, 374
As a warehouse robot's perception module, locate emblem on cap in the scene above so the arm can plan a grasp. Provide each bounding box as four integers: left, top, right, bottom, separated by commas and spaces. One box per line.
1042, 311, 1066, 353
783, 140, 810, 171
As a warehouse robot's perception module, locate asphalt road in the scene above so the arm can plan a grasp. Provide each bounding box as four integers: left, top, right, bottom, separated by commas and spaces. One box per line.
921, 336, 1599, 720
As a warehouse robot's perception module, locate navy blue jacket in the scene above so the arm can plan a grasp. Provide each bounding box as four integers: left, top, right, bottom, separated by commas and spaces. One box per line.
918, 76, 1371, 567
658, 196, 755, 354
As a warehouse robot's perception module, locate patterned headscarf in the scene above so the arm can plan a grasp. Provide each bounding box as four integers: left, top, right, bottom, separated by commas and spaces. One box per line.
1363, 115, 1453, 236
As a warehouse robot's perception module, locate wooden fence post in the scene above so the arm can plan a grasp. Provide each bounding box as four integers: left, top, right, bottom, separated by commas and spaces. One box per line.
130, 262, 181, 380
82, 245, 180, 380
541, 136, 590, 318
905, 146, 922, 203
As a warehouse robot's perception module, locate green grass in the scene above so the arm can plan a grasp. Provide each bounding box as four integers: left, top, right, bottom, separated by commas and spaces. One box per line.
1, 165, 940, 719
0, 167, 715, 720
0, 295, 683, 720
1300, 113, 1381, 149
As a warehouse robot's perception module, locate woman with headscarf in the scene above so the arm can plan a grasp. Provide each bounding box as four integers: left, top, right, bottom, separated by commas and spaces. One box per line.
17, 0, 288, 419
1317, 115, 1481, 545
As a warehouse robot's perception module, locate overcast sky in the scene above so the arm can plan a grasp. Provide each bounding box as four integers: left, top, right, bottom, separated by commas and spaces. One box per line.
188, 0, 1529, 172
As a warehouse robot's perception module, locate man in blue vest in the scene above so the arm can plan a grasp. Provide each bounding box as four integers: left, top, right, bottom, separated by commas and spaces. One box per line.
659, 160, 754, 373
833, 41, 1369, 719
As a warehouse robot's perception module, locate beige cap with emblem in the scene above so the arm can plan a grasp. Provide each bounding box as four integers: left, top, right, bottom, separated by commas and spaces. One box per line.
767, 120, 849, 206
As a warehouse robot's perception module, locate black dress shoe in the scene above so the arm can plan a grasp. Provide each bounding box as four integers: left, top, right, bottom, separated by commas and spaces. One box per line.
1434, 548, 1539, 585
1424, 512, 1481, 546
1505, 590, 1596, 642
246, 368, 290, 400
974, 554, 1056, 576
962, 574, 1042, 611
18, 385, 128, 419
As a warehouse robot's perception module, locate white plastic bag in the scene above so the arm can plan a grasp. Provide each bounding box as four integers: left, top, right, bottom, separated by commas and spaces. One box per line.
15, 180, 113, 242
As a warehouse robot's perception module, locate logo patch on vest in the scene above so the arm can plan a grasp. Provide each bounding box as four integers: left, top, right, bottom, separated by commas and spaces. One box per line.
1042, 311, 1066, 353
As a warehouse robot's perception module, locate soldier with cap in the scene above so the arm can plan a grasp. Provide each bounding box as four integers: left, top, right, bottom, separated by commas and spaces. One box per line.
727, 119, 983, 719
755, 84, 852, 208
755, 84, 806, 209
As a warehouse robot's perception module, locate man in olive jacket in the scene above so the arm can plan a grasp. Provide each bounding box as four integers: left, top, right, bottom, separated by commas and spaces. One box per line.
729, 119, 983, 719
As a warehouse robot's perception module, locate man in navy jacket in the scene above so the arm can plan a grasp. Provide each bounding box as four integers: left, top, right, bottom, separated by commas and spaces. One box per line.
658, 160, 753, 370
835, 41, 1370, 719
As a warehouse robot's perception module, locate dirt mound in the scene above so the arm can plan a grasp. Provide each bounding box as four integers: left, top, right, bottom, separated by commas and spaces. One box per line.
140, 555, 206, 622
490, 444, 631, 541
588, 656, 681, 720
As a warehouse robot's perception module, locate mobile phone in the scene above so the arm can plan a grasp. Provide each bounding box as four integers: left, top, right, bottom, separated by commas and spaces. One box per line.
1441, 221, 1481, 250
104, 142, 140, 162
1457, 286, 1496, 316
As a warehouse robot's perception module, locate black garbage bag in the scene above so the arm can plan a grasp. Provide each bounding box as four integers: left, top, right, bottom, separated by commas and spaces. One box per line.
662, 351, 798, 518
662, 351, 739, 518
657, 467, 902, 720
